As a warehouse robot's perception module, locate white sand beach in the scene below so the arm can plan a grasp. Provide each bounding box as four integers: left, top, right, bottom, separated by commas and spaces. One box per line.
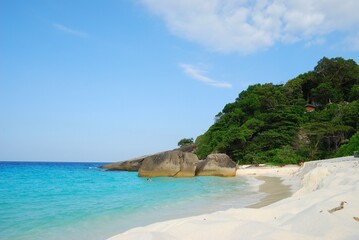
108, 156, 359, 240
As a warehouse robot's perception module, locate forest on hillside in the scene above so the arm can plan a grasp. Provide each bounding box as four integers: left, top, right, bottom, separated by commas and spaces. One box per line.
192, 57, 359, 165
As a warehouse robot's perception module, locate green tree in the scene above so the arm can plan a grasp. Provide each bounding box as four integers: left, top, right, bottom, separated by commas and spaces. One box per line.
303, 121, 351, 160
344, 101, 359, 129
349, 85, 359, 101
284, 77, 304, 103
271, 145, 299, 165
311, 83, 337, 105
336, 132, 359, 157
313, 57, 359, 102
177, 138, 194, 147
194, 57, 359, 163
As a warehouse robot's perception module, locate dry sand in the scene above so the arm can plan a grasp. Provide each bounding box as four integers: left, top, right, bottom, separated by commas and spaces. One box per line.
108, 156, 359, 240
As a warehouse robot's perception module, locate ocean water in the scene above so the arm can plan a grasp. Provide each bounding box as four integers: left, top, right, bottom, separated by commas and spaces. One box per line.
0, 162, 262, 240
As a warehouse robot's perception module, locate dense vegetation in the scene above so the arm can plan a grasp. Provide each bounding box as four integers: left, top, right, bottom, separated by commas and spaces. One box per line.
194, 57, 359, 164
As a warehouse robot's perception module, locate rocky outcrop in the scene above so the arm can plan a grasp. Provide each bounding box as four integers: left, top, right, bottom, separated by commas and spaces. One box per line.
100, 157, 145, 171
138, 150, 199, 177
100, 151, 236, 177
195, 153, 237, 177
177, 144, 197, 153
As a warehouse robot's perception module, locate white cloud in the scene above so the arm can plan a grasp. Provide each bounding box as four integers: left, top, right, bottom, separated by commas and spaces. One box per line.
141, 0, 359, 53
53, 23, 88, 38
180, 63, 232, 88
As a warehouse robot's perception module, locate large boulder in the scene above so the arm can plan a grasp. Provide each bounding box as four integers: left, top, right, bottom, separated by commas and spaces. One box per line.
138, 150, 199, 177
100, 157, 145, 171
195, 153, 237, 177
177, 144, 197, 153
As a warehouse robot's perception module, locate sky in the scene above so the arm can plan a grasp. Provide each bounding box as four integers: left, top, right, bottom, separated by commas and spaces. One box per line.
1, 0, 359, 162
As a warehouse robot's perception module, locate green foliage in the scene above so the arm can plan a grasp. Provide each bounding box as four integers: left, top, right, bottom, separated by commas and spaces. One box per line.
271, 145, 300, 165
195, 57, 359, 164
311, 83, 336, 105
349, 85, 359, 101
177, 138, 194, 147
284, 77, 304, 101
342, 101, 359, 131
302, 121, 352, 160
336, 132, 359, 157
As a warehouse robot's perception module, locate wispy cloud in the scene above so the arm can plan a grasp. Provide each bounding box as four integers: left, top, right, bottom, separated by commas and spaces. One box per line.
141, 0, 359, 53
53, 23, 88, 38
180, 64, 232, 89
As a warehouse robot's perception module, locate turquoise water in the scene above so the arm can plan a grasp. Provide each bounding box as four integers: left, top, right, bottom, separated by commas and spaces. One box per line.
0, 162, 260, 240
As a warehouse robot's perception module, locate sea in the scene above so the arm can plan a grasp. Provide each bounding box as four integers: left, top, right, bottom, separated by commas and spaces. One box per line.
0, 161, 263, 240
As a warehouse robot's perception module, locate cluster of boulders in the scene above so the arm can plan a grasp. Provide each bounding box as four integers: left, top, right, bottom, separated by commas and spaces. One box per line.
100, 150, 237, 177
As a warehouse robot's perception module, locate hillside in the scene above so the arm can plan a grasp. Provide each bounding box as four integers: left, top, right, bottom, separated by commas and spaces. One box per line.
194, 57, 359, 164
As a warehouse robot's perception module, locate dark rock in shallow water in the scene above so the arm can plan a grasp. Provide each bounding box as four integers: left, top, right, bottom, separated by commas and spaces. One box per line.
100, 157, 145, 171
195, 153, 237, 177
138, 150, 199, 177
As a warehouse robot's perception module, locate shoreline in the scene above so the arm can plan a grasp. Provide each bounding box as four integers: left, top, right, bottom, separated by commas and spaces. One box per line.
108, 156, 359, 240
247, 176, 292, 208
237, 164, 300, 208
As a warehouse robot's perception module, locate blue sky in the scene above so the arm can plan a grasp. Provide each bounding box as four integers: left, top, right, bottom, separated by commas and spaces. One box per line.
1, 0, 359, 162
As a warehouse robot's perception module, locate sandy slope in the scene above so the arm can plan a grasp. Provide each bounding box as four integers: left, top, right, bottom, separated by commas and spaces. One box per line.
108, 156, 359, 240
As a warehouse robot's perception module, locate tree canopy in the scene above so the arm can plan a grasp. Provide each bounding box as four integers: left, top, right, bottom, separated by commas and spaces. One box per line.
193, 57, 359, 164
177, 138, 194, 147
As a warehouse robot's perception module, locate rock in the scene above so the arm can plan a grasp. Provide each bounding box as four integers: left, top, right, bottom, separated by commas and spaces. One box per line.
100, 157, 145, 171
177, 144, 197, 153
101, 151, 236, 178
195, 153, 237, 177
138, 150, 199, 177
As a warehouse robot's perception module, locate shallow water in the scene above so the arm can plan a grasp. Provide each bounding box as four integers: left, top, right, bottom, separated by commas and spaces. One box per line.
0, 161, 261, 240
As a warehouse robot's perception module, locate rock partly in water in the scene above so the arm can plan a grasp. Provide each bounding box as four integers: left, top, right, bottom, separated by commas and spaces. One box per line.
138, 150, 199, 177
100, 157, 145, 171
100, 151, 236, 178
195, 153, 237, 177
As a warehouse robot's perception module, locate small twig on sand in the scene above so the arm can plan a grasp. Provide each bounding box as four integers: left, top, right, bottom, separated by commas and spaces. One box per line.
354, 217, 359, 222
328, 201, 347, 213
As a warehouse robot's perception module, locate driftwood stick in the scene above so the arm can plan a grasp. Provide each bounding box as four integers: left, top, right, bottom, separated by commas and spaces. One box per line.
328, 201, 347, 213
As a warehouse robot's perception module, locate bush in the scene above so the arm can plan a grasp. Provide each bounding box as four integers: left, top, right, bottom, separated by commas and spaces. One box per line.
242, 152, 270, 165
177, 138, 194, 147
271, 145, 299, 165
336, 132, 359, 157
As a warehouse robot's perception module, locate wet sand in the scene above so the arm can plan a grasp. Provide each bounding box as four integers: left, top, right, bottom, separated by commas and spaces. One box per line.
247, 176, 292, 208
